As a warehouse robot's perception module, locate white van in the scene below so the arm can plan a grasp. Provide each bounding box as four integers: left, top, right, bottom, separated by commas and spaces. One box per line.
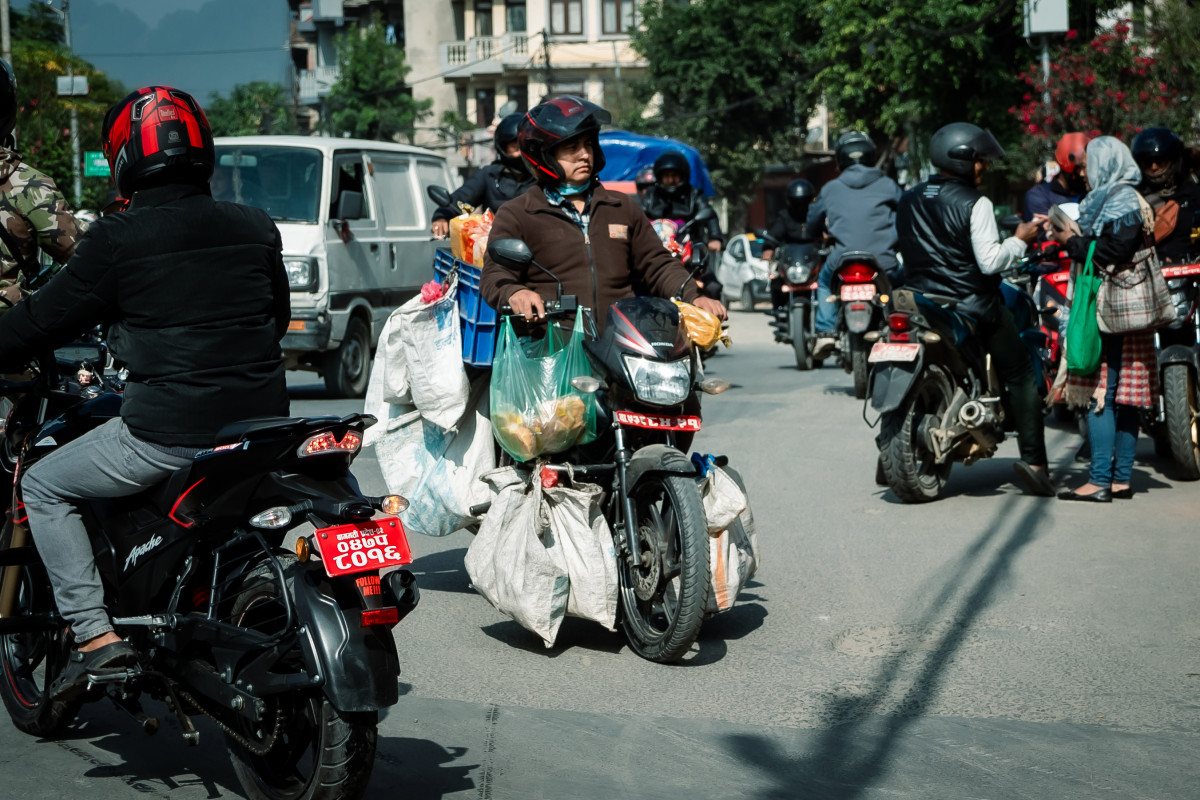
212, 136, 455, 397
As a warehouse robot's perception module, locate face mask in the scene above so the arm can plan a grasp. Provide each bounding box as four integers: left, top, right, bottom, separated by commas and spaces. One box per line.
558, 181, 590, 196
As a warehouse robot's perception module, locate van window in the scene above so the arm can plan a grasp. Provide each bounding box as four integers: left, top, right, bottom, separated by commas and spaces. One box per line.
212, 145, 322, 223
416, 159, 450, 221
371, 156, 421, 230
331, 153, 373, 222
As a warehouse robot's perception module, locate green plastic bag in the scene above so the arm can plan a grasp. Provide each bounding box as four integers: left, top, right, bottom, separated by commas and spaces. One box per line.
490, 307, 598, 462
1066, 240, 1102, 377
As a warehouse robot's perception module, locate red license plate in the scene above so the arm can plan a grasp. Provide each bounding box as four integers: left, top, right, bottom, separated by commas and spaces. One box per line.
1161, 263, 1200, 278
868, 342, 921, 363
313, 517, 412, 578
840, 284, 876, 301
615, 410, 702, 431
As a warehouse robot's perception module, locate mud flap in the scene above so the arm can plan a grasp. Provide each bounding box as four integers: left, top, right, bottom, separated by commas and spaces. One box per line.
869, 352, 925, 415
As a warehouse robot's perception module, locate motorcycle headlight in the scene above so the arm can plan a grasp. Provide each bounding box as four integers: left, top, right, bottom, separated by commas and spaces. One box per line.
284, 256, 318, 291
622, 356, 692, 406
786, 263, 813, 284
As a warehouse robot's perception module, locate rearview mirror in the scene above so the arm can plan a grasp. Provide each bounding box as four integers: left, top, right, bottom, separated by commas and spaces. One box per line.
487, 238, 534, 270
997, 213, 1023, 232
692, 205, 717, 225
426, 185, 453, 208
335, 190, 364, 221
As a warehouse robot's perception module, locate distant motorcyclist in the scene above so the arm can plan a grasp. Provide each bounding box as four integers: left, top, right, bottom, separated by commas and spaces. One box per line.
808, 131, 902, 358
1022, 132, 1090, 222
896, 122, 1053, 496
763, 178, 819, 337
1132, 126, 1200, 264
431, 112, 534, 237
639, 150, 724, 252
634, 165, 655, 203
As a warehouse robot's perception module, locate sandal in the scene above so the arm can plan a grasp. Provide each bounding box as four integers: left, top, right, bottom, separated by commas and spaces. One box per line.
49, 640, 137, 703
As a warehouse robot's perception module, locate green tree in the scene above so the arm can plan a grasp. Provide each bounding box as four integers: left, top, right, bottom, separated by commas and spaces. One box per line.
630, 0, 817, 219
327, 12, 431, 141
207, 81, 297, 137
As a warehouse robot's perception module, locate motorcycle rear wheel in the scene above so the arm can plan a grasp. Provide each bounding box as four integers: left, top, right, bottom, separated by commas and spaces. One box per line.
1162, 364, 1200, 480
0, 521, 82, 736
878, 368, 953, 503
617, 474, 710, 663
791, 306, 813, 370
227, 557, 379, 800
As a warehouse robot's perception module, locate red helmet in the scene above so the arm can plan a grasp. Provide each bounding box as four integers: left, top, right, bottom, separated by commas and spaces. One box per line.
517, 96, 610, 185
102, 86, 214, 197
1055, 132, 1090, 174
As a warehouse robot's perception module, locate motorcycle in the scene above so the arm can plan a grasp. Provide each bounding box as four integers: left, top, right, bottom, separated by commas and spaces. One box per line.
483, 238, 731, 663
1145, 261, 1200, 479
828, 251, 893, 399
868, 266, 1045, 503
0, 345, 418, 800
768, 241, 824, 370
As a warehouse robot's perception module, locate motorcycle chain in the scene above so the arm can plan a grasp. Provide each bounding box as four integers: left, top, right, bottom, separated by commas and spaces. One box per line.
174, 684, 282, 756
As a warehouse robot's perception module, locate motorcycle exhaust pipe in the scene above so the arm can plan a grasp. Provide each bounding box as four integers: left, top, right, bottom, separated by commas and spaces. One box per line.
958, 400, 993, 429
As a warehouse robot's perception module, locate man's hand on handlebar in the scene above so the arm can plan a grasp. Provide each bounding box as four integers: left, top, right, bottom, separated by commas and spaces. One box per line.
431, 219, 449, 239
693, 296, 727, 321
508, 289, 546, 322
707, 240, 722, 253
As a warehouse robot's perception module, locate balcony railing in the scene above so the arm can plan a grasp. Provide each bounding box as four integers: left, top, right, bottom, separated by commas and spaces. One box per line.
439, 33, 530, 77
298, 65, 341, 104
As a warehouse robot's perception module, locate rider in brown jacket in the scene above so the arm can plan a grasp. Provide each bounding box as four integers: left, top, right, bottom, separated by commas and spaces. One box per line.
480, 96, 726, 331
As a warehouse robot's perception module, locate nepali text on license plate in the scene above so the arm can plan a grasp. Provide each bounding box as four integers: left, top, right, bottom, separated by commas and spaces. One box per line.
868, 342, 921, 363
840, 284, 876, 301
313, 517, 412, 578
614, 411, 702, 431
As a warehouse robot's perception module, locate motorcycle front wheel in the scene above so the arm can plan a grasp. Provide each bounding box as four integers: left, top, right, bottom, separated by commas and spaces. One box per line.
617, 474, 710, 663
878, 367, 954, 503
227, 557, 378, 800
0, 521, 82, 736
790, 305, 813, 371
1162, 364, 1200, 480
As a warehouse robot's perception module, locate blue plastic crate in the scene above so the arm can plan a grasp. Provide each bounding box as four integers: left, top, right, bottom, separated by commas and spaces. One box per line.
434, 249, 499, 367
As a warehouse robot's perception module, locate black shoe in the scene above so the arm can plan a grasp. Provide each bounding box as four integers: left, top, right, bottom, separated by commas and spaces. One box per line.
1111, 487, 1133, 500
1013, 461, 1055, 497
1056, 486, 1112, 503
1074, 443, 1091, 463
50, 640, 137, 702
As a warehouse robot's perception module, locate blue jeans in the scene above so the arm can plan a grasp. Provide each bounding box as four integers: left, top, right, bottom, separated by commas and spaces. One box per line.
1087, 338, 1139, 487
815, 260, 837, 333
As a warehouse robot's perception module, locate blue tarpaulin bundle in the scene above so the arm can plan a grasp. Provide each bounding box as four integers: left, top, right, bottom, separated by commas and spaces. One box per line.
597, 130, 716, 197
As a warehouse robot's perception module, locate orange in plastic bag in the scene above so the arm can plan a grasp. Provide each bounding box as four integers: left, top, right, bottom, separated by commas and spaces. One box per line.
673, 300, 725, 349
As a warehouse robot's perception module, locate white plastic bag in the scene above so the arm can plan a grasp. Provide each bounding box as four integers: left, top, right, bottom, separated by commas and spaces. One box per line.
371, 376, 495, 538
699, 466, 759, 613
543, 482, 618, 631
465, 477, 569, 648
396, 276, 469, 430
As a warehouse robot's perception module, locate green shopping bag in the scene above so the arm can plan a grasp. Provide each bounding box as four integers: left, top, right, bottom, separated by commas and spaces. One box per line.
490, 307, 598, 462
1066, 240, 1102, 377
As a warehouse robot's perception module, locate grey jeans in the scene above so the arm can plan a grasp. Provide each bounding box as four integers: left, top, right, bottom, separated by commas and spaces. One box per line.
22, 417, 197, 642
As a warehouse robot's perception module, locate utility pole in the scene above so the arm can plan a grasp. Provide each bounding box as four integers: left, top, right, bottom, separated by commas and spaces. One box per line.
1, 0, 11, 66
47, 1, 82, 206
541, 29, 552, 100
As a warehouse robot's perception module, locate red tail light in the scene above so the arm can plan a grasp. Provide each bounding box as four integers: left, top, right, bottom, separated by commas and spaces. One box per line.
299, 429, 362, 457
838, 263, 877, 283
887, 313, 911, 332
361, 607, 400, 627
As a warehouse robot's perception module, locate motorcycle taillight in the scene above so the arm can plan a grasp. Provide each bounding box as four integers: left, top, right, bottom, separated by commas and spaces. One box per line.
887, 312, 911, 332
838, 263, 877, 283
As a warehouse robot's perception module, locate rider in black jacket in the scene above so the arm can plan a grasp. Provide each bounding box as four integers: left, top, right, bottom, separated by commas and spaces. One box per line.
0, 87, 290, 699
763, 178, 819, 336
431, 113, 535, 236
639, 150, 724, 297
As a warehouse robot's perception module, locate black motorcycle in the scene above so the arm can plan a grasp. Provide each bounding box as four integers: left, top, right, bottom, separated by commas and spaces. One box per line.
829, 251, 893, 400
1145, 262, 1200, 479
769, 241, 824, 370
0, 345, 418, 800
484, 238, 731, 663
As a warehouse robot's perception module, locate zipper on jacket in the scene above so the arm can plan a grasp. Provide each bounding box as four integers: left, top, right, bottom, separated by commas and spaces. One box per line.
583, 223, 598, 316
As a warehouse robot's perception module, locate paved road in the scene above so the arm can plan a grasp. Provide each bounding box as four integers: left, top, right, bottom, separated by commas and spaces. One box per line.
2, 311, 1198, 799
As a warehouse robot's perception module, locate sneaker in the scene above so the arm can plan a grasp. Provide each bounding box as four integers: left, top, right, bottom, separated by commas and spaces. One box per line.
813, 335, 837, 360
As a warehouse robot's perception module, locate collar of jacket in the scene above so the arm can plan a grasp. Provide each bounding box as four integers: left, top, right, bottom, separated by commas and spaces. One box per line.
129, 182, 209, 210
529, 184, 622, 217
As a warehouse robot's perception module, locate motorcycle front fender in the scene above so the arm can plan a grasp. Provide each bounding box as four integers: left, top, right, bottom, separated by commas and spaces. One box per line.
1158, 343, 1200, 376
288, 562, 401, 713
625, 444, 697, 492
869, 350, 926, 414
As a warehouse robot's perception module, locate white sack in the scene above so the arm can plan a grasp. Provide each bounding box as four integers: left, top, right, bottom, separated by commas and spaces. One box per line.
543, 482, 618, 631
700, 466, 760, 614
396, 276, 470, 430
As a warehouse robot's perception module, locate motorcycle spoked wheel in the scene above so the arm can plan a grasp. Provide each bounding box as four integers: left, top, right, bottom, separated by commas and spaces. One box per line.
878, 366, 954, 503
226, 557, 378, 800
850, 336, 869, 400
0, 521, 82, 736
617, 475, 710, 663
1162, 364, 1200, 480
790, 306, 813, 371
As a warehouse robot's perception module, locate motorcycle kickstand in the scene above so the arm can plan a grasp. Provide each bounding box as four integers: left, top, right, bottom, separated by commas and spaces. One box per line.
107, 692, 160, 736
157, 677, 201, 746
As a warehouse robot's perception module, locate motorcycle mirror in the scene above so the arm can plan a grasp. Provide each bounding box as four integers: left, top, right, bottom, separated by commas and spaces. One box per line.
997, 213, 1023, 233
426, 184, 454, 208
692, 205, 717, 225
487, 238, 534, 270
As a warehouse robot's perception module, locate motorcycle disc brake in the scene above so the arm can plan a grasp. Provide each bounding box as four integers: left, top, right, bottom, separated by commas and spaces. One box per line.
633, 524, 663, 602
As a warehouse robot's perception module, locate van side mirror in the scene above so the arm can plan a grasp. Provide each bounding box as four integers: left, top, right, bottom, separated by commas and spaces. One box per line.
487, 238, 534, 270
426, 185, 454, 208
336, 190, 365, 221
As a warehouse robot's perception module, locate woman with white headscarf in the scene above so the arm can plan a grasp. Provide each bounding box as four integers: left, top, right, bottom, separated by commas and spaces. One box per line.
1047, 136, 1158, 502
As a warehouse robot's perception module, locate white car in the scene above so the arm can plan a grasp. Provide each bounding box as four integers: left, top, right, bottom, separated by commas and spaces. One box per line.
716, 232, 772, 310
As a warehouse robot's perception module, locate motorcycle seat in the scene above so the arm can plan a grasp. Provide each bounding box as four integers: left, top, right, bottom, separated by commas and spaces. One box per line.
215, 416, 340, 444
911, 292, 976, 347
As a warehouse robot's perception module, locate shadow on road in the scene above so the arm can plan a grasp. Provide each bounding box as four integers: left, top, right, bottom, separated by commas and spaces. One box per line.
371, 736, 477, 799
721, 493, 1051, 798
410, 547, 478, 594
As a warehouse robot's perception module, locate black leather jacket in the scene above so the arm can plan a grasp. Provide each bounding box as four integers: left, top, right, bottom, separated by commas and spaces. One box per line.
639, 184, 724, 245
432, 161, 535, 221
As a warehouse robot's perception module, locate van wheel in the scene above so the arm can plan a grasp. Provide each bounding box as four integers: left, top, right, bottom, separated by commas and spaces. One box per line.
323, 317, 371, 398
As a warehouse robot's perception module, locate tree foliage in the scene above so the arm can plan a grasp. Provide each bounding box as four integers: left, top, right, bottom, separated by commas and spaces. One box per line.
327, 12, 431, 142
206, 81, 297, 137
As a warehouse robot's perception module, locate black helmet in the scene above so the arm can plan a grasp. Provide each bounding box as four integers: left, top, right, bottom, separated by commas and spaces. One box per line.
929, 122, 1004, 180
834, 131, 876, 170
103, 86, 214, 197
494, 112, 524, 171
785, 178, 816, 215
653, 150, 691, 184
634, 165, 656, 190
0, 59, 16, 147
518, 95, 610, 186
1132, 127, 1184, 191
